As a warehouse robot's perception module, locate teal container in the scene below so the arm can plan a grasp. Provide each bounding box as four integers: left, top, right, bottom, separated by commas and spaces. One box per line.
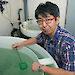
0, 36, 58, 75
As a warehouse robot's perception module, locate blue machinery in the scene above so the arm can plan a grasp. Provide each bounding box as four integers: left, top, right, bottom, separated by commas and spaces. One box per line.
0, 0, 8, 13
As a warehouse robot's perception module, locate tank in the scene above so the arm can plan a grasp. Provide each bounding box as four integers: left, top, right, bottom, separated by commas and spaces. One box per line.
0, 36, 58, 75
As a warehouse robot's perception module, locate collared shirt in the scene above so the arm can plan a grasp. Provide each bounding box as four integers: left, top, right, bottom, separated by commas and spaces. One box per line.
36, 26, 75, 71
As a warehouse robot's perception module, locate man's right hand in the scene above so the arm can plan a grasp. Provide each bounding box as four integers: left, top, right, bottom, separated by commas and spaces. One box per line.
12, 42, 23, 50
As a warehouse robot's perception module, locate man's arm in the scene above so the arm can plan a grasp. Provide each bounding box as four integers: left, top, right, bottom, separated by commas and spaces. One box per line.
32, 62, 74, 75
21, 37, 37, 46
41, 65, 74, 75
12, 37, 37, 50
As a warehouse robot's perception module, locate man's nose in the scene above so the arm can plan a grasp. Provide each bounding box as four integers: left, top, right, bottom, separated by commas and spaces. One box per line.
42, 21, 47, 27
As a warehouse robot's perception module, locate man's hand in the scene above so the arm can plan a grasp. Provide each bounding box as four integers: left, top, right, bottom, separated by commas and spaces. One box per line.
32, 62, 41, 72
12, 42, 23, 50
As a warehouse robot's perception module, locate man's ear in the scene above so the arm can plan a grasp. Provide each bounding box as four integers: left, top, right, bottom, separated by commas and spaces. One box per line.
56, 16, 60, 25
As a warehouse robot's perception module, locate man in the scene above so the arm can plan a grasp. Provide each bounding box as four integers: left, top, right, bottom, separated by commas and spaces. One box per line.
12, 1, 75, 75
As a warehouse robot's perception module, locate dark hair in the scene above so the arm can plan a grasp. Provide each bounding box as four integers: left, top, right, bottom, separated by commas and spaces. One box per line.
35, 1, 60, 19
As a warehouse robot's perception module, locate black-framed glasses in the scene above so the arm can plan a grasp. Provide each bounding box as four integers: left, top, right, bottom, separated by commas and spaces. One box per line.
36, 17, 55, 25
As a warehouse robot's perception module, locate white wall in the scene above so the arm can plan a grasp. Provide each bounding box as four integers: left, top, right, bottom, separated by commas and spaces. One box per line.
66, 0, 75, 35
28, 0, 67, 27
0, 0, 25, 36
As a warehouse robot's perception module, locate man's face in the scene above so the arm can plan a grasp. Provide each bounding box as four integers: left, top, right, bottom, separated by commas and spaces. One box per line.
37, 14, 59, 38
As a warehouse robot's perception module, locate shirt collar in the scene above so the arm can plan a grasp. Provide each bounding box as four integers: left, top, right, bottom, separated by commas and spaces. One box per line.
52, 26, 61, 42
54, 26, 60, 38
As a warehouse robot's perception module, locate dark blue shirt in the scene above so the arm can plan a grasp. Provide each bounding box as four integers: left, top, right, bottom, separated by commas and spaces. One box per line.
36, 26, 75, 71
